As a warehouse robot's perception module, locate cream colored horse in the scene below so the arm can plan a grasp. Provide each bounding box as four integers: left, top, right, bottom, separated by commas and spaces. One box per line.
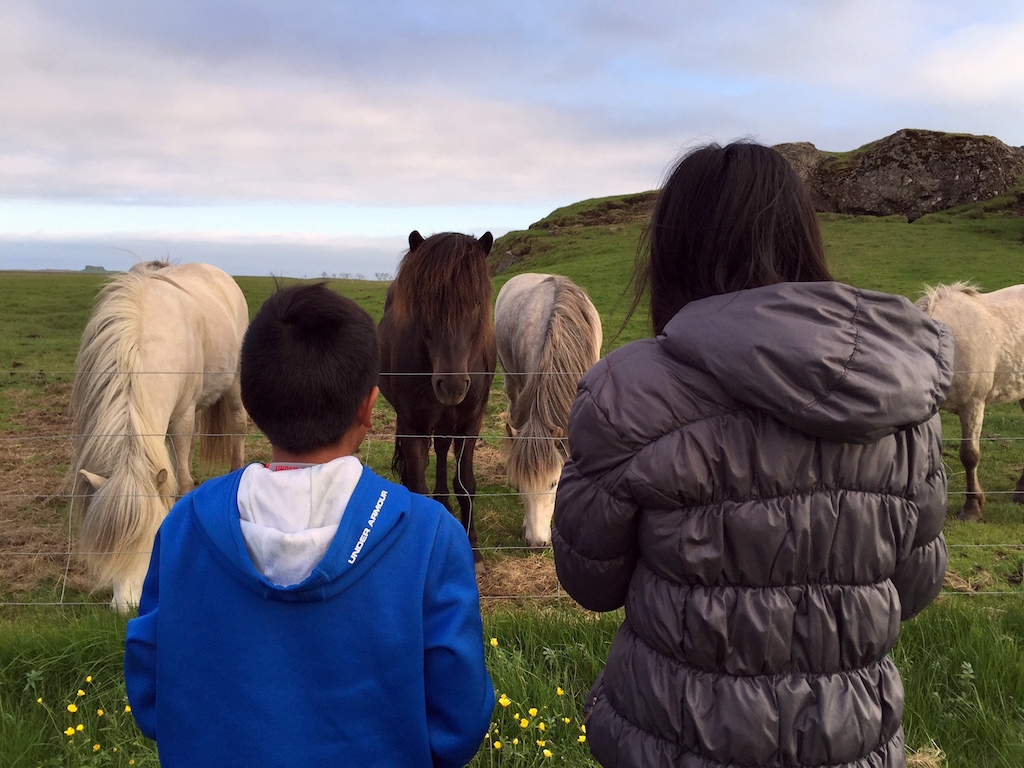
495, 273, 602, 547
70, 262, 249, 611
917, 281, 1024, 521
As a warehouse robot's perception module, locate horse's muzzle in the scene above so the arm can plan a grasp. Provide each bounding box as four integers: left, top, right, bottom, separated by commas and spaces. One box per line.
432, 373, 471, 405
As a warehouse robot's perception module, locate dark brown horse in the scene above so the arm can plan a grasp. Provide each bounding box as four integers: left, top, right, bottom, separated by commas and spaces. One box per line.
378, 230, 496, 572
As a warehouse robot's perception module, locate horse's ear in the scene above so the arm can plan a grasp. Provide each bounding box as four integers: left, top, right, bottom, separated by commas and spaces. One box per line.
408, 231, 424, 251
155, 468, 168, 487
78, 469, 108, 491
479, 231, 493, 254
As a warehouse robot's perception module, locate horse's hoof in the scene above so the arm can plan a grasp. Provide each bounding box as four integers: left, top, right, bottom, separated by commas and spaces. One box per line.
958, 507, 984, 522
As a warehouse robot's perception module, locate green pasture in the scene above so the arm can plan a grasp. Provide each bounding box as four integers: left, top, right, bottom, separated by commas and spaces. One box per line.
2, 195, 1024, 766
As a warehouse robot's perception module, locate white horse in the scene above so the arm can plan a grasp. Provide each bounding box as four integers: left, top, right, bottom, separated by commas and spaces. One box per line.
70, 262, 249, 611
495, 273, 602, 548
917, 281, 1024, 521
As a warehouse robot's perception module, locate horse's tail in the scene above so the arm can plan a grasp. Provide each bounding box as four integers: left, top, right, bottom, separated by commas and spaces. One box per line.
506, 279, 602, 485
198, 393, 235, 472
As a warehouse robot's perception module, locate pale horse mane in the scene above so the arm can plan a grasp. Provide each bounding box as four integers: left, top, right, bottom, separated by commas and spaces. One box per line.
916, 280, 981, 315
505, 277, 602, 486
69, 270, 177, 590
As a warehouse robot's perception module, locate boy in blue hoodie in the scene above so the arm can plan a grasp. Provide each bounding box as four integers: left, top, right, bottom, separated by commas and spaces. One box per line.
124, 282, 495, 767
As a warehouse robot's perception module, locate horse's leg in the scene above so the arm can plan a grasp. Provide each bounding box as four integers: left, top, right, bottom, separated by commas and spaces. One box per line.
168, 407, 196, 495
1014, 399, 1024, 504
452, 433, 485, 575
396, 431, 431, 497
227, 381, 247, 471
433, 434, 453, 511
958, 402, 986, 521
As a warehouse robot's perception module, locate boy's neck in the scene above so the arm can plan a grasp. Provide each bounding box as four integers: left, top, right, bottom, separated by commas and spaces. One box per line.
269, 435, 361, 467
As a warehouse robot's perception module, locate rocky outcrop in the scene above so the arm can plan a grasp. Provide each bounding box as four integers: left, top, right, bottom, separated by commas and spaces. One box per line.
774, 129, 1024, 221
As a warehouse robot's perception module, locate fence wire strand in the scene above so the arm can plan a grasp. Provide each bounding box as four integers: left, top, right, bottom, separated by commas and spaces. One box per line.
3, 367, 1024, 608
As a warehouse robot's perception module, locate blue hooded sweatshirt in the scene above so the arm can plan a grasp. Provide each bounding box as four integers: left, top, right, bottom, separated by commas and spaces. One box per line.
124, 464, 494, 767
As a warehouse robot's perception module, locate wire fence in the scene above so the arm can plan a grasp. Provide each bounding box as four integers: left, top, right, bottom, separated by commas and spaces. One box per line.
2, 367, 1022, 609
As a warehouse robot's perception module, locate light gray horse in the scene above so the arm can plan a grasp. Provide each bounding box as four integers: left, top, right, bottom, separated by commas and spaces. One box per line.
494, 273, 602, 547
71, 262, 249, 611
917, 281, 1024, 521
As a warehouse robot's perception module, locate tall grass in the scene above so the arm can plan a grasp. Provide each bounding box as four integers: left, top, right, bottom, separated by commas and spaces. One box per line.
3, 601, 1023, 767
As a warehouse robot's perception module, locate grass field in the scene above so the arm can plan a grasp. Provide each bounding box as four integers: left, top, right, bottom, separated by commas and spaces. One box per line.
2, 194, 1024, 766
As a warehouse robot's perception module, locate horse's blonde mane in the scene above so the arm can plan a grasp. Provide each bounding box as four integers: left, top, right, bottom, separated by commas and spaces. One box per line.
917, 280, 981, 314
506, 278, 601, 485
70, 271, 176, 587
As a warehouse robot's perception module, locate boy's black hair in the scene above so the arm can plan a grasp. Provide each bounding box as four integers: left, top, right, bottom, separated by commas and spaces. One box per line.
240, 282, 380, 454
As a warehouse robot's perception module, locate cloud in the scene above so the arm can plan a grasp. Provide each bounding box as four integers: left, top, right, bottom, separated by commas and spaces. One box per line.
2, 0, 1024, 218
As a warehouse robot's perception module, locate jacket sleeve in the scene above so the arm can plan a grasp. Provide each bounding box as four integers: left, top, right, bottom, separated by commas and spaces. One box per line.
422, 512, 494, 768
892, 415, 949, 621
123, 533, 161, 741
553, 382, 641, 613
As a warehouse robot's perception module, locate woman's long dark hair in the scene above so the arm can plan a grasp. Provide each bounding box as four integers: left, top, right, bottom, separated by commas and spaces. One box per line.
628, 141, 833, 335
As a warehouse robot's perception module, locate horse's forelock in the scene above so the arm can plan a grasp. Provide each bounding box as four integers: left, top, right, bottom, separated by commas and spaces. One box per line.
389, 233, 493, 329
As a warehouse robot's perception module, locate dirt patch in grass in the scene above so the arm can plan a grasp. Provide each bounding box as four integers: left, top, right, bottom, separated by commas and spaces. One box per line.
0, 383, 92, 600
0, 386, 545, 605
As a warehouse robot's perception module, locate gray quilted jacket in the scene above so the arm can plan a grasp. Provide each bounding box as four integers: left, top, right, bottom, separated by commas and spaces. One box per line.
553, 282, 954, 768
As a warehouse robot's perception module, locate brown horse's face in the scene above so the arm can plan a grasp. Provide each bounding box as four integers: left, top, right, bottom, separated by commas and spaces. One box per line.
423, 306, 488, 405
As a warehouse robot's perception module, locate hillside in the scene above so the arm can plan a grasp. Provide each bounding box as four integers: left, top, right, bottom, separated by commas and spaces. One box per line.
774, 128, 1024, 221
493, 129, 1024, 273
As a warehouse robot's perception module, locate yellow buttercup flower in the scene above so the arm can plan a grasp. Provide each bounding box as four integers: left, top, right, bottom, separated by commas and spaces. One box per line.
543, 748, 553, 758
64, 727, 75, 737
93, 744, 101, 752
538, 721, 546, 731
77, 689, 85, 697
528, 707, 538, 717
76, 724, 84, 732
536, 739, 546, 747
97, 709, 104, 717
578, 735, 587, 743
493, 741, 502, 750
36, 697, 42, 704
86, 676, 93, 683
512, 738, 519, 746
67, 703, 78, 713
556, 686, 565, 696
563, 717, 571, 724
490, 637, 499, 647
498, 694, 511, 707
581, 724, 587, 733
124, 705, 132, 713
520, 718, 529, 728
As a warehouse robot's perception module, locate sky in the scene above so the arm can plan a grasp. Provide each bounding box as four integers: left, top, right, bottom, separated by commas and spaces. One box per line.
2, 1, 1023, 278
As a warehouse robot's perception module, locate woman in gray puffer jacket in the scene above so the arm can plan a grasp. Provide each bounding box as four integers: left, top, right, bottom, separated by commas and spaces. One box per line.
552, 142, 954, 768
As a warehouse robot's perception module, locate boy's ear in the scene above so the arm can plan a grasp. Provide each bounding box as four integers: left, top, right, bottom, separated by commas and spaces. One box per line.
358, 386, 379, 429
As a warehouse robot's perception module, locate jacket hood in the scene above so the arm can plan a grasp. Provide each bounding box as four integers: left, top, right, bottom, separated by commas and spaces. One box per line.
188, 466, 408, 603
658, 282, 955, 443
